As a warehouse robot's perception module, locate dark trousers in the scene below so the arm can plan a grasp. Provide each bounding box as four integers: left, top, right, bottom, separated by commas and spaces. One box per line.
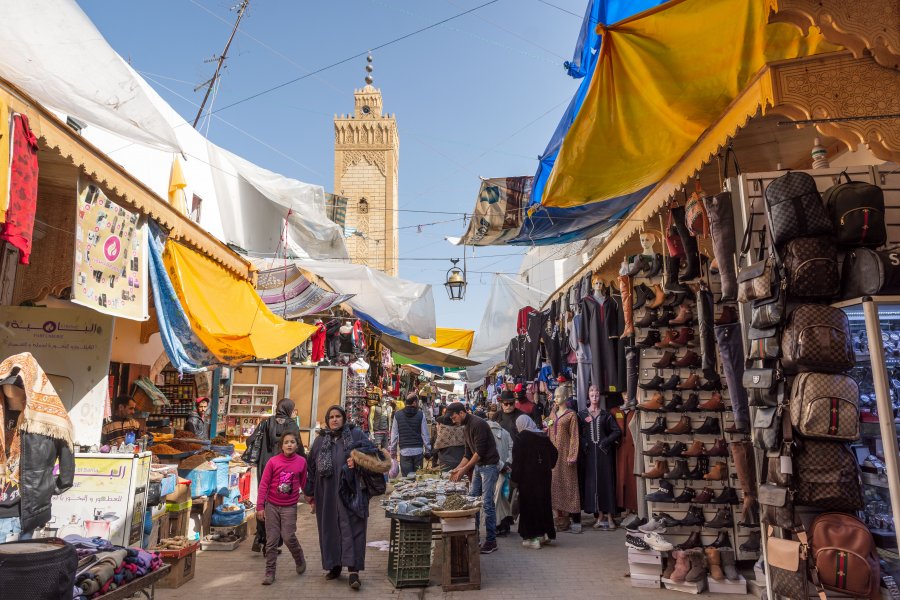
264, 503, 304, 575
399, 453, 423, 476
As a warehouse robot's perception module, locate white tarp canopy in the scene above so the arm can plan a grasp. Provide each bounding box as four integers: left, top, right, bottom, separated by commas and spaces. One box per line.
0, 0, 181, 151
252, 258, 436, 340
464, 274, 548, 382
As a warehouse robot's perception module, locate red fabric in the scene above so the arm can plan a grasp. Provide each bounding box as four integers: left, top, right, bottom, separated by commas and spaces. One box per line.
311, 323, 326, 362
352, 319, 366, 351
516, 306, 536, 335
3, 114, 38, 264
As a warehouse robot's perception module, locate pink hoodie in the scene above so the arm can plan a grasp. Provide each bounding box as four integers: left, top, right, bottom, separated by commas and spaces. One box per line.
257, 453, 308, 508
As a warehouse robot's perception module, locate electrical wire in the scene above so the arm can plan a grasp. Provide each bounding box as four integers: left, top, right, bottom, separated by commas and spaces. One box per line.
534, 0, 582, 19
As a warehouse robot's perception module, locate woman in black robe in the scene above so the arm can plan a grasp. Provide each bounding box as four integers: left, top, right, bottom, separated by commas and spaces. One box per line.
304, 405, 369, 590
511, 414, 558, 548
578, 385, 621, 530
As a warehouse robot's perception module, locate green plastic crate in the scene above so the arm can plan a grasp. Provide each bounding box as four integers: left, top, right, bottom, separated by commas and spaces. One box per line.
387, 518, 433, 588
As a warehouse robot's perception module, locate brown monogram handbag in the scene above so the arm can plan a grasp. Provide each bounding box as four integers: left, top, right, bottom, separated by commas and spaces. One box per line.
781, 304, 854, 374
794, 438, 864, 511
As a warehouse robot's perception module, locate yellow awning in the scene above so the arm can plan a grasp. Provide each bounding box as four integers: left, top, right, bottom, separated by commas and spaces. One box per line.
163, 239, 316, 364
543, 0, 840, 208
411, 328, 474, 354
378, 332, 479, 369
167, 157, 187, 215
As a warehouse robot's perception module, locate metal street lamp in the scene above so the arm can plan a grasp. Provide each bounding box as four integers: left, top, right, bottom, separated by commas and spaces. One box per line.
444, 258, 466, 301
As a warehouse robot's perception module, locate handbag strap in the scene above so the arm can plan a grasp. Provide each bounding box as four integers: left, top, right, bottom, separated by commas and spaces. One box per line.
740, 197, 756, 258
723, 144, 741, 180
839, 169, 852, 184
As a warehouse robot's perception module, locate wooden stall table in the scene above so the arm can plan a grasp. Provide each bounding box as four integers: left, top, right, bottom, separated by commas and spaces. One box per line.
93, 564, 171, 600
433, 508, 481, 592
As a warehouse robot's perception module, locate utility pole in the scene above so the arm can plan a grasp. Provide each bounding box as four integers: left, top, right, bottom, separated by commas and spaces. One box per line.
192, 0, 249, 128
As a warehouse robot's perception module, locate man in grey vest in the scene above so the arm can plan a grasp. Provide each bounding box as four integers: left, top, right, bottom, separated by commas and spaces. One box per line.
389, 392, 431, 476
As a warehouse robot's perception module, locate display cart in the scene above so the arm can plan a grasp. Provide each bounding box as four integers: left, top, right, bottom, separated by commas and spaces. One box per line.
94, 564, 171, 600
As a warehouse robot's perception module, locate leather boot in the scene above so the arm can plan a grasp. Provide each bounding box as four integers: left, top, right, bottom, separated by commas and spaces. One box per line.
664, 459, 690, 480
679, 505, 706, 527
659, 374, 681, 391
619, 275, 635, 337
696, 287, 718, 378
673, 350, 701, 368
682, 440, 706, 457
711, 486, 739, 505
687, 457, 709, 480
685, 549, 708, 582
695, 416, 721, 434
642, 459, 669, 478
705, 506, 734, 529
670, 327, 696, 348
666, 441, 688, 457
680, 393, 701, 412
740, 530, 761, 553
665, 415, 692, 435
645, 480, 675, 503
703, 190, 738, 301
655, 329, 680, 349
653, 350, 676, 368
705, 547, 725, 582
651, 307, 676, 329
664, 256, 689, 294
635, 308, 657, 328
694, 487, 715, 504
698, 391, 724, 411
626, 346, 639, 407
670, 303, 694, 326
662, 394, 683, 412
707, 438, 729, 457
632, 284, 649, 310
640, 416, 667, 435
675, 531, 703, 551
636, 329, 661, 348
700, 376, 723, 391
639, 375, 665, 391
672, 205, 700, 282
703, 461, 728, 481
677, 373, 701, 390
672, 486, 696, 504
719, 547, 739, 581
708, 530, 732, 549
714, 304, 738, 326
729, 441, 759, 527
638, 392, 664, 411
644, 441, 670, 457
647, 284, 666, 309
670, 550, 691, 583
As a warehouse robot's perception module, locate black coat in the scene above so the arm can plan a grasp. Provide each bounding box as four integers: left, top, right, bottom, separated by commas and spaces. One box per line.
510, 431, 557, 540
20, 431, 74, 532
184, 411, 208, 440
577, 410, 621, 514
254, 415, 305, 483
497, 408, 525, 443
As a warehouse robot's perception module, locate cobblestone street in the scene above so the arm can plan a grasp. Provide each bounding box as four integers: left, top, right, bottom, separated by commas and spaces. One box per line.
157, 504, 748, 599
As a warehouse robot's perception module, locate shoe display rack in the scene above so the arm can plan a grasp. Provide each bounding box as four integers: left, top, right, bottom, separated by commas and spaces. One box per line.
631, 250, 762, 566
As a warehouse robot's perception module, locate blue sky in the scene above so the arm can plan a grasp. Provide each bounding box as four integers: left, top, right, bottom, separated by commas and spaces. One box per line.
78, 0, 586, 331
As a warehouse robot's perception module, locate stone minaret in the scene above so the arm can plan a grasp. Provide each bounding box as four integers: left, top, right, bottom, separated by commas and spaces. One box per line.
333, 55, 399, 276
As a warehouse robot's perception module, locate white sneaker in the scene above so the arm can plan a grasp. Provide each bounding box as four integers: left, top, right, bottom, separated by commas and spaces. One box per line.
643, 531, 674, 552
540, 535, 554, 546
521, 538, 541, 549
638, 517, 667, 534
565, 523, 583, 534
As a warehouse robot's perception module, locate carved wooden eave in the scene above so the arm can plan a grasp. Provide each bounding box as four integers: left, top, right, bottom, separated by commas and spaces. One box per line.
767, 0, 900, 70
0, 78, 252, 280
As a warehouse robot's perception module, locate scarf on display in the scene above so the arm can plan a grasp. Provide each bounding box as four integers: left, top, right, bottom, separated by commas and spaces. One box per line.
0, 352, 74, 487
318, 423, 353, 479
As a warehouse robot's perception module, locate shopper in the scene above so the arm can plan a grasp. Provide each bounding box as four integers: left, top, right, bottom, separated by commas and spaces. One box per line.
447, 401, 501, 554
511, 415, 557, 549
432, 413, 465, 471
250, 398, 306, 553
184, 396, 209, 440
257, 431, 308, 585
100, 396, 142, 446
578, 385, 621, 530
497, 390, 525, 442
389, 393, 431, 476
547, 386, 582, 533
488, 408, 514, 537
305, 405, 370, 590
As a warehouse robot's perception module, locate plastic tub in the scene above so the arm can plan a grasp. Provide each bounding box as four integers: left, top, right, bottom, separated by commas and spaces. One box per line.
178, 468, 217, 498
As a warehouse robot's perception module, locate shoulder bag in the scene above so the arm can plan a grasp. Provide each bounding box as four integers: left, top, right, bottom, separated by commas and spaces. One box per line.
743, 365, 781, 407
737, 217, 779, 304
767, 526, 811, 600
665, 206, 685, 258
748, 326, 780, 361
765, 170, 833, 247
685, 180, 710, 238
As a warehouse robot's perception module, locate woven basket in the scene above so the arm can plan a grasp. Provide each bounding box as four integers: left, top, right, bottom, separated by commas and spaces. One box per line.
431, 507, 480, 518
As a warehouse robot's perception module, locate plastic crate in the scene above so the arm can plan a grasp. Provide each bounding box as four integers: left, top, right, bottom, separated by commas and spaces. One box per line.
387, 518, 433, 588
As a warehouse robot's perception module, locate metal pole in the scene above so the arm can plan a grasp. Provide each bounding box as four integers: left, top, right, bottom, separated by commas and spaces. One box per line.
209, 367, 222, 437
192, 0, 249, 127
862, 299, 900, 534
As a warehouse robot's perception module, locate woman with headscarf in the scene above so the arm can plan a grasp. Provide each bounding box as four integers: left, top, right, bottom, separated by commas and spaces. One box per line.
431, 413, 465, 471
250, 398, 306, 553
511, 414, 557, 549
304, 405, 370, 590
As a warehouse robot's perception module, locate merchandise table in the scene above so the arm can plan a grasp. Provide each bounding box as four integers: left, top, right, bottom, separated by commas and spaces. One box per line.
93, 564, 170, 600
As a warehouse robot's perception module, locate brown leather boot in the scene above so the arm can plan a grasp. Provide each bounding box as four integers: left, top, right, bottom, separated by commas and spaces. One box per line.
694, 487, 715, 503
653, 350, 676, 368
644, 441, 670, 457
681, 440, 706, 457
670, 303, 694, 325
704, 547, 725, 582
729, 440, 759, 526
672, 350, 701, 368
706, 438, 729, 457
698, 391, 724, 411
655, 329, 679, 349
714, 304, 738, 326
665, 415, 692, 435
670, 327, 695, 348
638, 392, 664, 411
642, 459, 669, 478
647, 284, 666, 309
677, 373, 701, 390
675, 531, 703, 551
619, 275, 635, 337
703, 461, 728, 480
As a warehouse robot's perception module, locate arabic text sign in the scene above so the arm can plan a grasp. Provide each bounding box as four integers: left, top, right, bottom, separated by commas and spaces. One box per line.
73, 183, 149, 321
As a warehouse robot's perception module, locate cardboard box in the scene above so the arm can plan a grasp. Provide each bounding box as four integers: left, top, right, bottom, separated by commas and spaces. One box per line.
662, 578, 707, 594
158, 546, 197, 589
164, 478, 191, 505
628, 547, 663, 564
708, 575, 747, 594
630, 573, 661, 589
629, 561, 663, 576
440, 516, 476, 533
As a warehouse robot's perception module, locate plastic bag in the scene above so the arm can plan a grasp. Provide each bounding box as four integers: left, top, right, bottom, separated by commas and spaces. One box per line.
388, 458, 399, 480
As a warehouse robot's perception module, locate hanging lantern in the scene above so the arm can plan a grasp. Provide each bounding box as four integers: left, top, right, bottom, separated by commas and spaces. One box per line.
444, 258, 466, 301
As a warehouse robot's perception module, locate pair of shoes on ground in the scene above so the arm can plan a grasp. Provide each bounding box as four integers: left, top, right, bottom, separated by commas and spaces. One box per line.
562, 523, 583, 534
480, 540, 499, 554
592, 520, 617, 531
321, 566, 361, 589
261, 558, 307, 585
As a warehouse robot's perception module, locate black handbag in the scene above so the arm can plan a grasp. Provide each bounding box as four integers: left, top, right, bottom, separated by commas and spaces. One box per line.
751, 284, 786, 328
743, 367, 781, 407
782, 236, 840, 299
748, 326, 780, 360
241, 424, 264, 465
765, 171, 833, 247
842, 247, 900, 299
824, 171, 886, 247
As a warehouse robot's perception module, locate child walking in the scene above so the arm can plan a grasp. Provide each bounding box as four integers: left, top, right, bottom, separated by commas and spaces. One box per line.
257, 431, 308, 585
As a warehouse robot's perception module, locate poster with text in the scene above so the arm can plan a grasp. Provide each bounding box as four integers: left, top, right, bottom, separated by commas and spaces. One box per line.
72, 182, 149, 321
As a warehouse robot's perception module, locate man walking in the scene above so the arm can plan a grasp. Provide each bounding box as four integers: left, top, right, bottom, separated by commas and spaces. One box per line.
447, 402, 501, 554
390, 392, 431, 476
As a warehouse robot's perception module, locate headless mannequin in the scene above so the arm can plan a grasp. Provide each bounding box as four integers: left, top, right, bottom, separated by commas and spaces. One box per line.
587, 387, 615, 528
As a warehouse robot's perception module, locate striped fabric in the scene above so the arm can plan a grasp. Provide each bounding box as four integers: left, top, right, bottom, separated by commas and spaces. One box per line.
256, 263, 354, 319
